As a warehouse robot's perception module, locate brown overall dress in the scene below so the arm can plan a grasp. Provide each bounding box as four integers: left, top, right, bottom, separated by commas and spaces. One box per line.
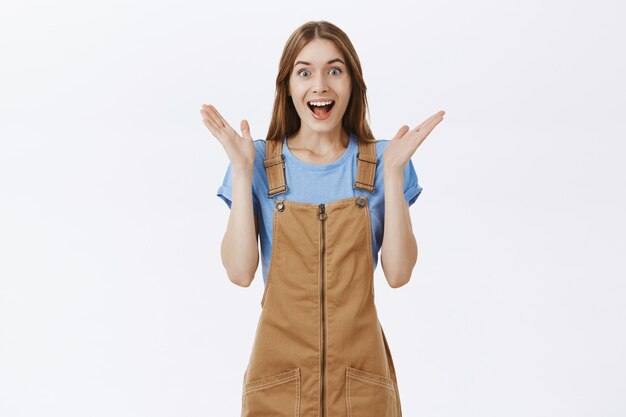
240, 137, 403, 417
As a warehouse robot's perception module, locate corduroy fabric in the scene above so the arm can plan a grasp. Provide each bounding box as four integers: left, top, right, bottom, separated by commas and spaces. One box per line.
240, 138, 402, 417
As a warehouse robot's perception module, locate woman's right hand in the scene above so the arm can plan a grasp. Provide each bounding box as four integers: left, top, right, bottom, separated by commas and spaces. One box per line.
200, 104, 255, 169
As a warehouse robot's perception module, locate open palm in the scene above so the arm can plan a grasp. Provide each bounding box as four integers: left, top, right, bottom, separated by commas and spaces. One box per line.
200, 104, 255, 169
383, 110, 445, 172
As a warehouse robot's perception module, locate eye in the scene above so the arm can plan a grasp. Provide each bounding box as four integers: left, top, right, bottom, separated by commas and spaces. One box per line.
296, 67, 343, 77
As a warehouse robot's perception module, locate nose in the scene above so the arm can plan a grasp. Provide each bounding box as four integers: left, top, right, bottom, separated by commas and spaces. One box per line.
312, 72, 329, 94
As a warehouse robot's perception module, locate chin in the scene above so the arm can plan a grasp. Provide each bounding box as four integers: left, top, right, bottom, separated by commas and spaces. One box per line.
303, 121, 342, 133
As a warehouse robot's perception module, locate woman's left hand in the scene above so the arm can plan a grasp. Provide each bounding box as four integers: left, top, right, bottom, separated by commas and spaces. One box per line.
382, 110, 445, 173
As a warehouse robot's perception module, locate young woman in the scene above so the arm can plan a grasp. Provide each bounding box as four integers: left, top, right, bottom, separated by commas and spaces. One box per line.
201, 20, 444, 417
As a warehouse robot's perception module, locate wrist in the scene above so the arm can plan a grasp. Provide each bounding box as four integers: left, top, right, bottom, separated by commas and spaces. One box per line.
232, 163, 254, 175
383, 166, 403, 180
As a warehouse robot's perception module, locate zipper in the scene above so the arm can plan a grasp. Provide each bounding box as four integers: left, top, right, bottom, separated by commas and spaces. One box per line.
318, 203, 327, 417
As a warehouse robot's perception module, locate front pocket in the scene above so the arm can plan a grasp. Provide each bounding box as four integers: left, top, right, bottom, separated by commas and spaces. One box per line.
346, 366, 397, 417
242, 368, 301, 417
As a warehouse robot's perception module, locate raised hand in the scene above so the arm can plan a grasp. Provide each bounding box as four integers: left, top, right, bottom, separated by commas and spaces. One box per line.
200, 104, 256, 169
382, 110, 445, 173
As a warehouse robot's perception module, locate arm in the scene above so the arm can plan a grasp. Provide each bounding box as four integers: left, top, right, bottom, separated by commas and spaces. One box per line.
200, 103, 259, 287
379, 110, 445, 288
220, 164, 260, 287
380, 167, 417, 288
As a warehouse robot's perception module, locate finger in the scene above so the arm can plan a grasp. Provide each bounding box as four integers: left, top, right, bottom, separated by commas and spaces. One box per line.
415, 114, 444, 140
200, 108, 223, 135
413, 111, 442, 132
209, 104, 235, 131
201, 107, 224, 131
403, 113, 444, 149
204, 105, 226, 129
240, 119, 252, 139
200, 110, 217, 128
423, 111, 445, 129
392, 125, 410, 140
202, 117, 224, 143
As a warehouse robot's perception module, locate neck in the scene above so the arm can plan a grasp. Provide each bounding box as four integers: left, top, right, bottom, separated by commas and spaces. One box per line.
288, 125, 350, 153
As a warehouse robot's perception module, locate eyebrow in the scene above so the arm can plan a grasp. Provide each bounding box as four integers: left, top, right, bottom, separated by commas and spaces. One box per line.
294, 58, 345, 67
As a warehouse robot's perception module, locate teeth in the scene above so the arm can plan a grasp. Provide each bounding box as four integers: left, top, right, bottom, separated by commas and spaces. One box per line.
308, 100, 334, 106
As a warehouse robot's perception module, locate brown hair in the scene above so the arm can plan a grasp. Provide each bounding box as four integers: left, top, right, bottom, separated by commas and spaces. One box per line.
265, 20, 376, 144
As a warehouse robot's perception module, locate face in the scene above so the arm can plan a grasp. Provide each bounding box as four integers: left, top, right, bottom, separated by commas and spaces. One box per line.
288, 38, 352, 134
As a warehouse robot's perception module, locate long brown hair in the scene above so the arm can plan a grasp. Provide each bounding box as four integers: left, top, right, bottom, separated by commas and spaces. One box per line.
265, 21, 376, 144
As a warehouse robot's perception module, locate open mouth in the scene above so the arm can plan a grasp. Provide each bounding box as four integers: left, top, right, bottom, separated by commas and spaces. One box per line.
307, 100, 335, 120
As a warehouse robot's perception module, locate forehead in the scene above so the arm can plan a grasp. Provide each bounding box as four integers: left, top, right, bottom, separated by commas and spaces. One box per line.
294, 38, 344, 64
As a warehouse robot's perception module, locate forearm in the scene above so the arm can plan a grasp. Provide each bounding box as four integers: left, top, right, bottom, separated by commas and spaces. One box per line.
220, 165, 259, 286
380, 167, 417, 288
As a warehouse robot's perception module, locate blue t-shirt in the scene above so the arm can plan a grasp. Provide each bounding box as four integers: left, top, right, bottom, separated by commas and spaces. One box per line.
216, 132, 423, 285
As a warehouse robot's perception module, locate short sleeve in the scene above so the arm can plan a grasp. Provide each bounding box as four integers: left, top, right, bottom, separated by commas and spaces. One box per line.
403, 159, 423, 206
216, 163, 260, 214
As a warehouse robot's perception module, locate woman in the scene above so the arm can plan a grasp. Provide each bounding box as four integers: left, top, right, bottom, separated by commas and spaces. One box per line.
201, 20, 444, 417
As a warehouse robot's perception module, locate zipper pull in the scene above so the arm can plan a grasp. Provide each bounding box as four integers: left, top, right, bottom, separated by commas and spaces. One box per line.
318, 203, 327, 221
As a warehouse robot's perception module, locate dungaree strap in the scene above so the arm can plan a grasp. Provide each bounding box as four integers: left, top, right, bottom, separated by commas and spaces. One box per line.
264, 135, 378, 197
264, 138, 288, 197
353, 140, 377, 193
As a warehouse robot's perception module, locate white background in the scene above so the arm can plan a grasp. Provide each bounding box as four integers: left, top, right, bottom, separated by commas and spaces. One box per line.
1, 0, 625, 416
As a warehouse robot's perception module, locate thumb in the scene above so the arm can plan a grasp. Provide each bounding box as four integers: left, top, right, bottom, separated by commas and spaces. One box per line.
240, 119, 252, 139
392, 125, 410, 140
